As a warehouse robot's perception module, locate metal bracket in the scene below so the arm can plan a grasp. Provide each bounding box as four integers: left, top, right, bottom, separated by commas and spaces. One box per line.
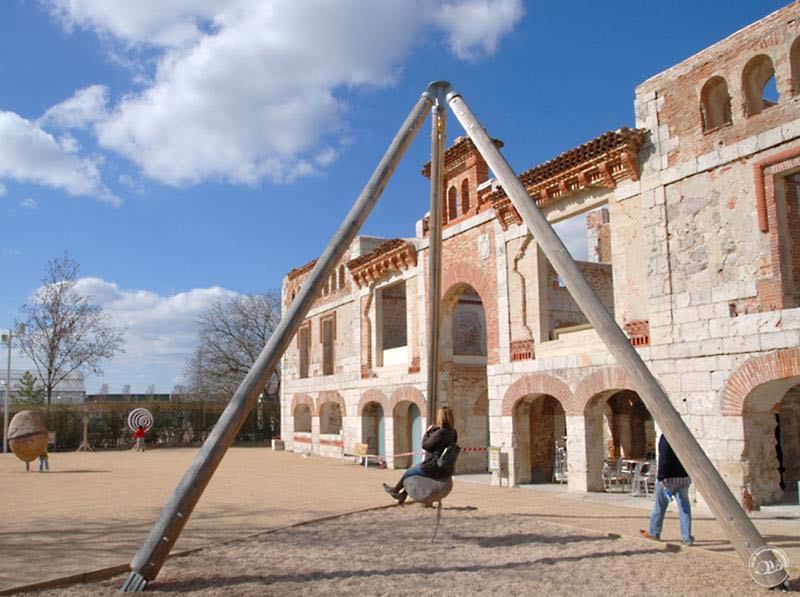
121, 571, 148, 592
422, 81, 454, 109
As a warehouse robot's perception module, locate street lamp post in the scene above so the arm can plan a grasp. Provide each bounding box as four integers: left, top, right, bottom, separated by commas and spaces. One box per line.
3, 323, 25, 454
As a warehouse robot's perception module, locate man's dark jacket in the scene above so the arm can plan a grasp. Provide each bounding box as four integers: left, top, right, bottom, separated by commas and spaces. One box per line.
657, 434, 688, 480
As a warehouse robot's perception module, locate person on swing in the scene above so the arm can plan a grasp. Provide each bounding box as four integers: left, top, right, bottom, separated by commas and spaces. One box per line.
383, 406, 458, 504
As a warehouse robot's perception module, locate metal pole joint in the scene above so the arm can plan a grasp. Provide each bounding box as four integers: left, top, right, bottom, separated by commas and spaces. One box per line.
422, 81, 453, 109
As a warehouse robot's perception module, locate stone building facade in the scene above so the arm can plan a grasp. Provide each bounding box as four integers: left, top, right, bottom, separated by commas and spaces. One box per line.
281, 3, 800, 508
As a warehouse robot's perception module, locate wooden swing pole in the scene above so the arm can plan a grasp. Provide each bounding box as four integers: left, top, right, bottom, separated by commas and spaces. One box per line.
121, 91, 433, 592
425, 87, 446, 424
446, 89, 785, 587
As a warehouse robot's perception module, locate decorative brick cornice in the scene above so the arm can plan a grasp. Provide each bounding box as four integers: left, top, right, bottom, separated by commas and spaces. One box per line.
624, 319, 650, 347
287, 258, 318, 281
489, 128, 647, 230
346, 239, 417, 288
510, 339, 535, 361
421, 137, 504, 178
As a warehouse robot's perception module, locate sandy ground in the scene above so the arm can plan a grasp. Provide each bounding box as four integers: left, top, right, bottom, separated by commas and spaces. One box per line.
1, 447, 798, 594
32, 508, 767, 596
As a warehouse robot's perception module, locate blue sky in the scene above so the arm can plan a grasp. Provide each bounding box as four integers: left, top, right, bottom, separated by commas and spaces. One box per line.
0, 0, 788, 393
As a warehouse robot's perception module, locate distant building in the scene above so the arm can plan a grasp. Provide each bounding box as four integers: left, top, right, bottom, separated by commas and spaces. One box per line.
1, 369, 85, 404
85, 393, 171, 403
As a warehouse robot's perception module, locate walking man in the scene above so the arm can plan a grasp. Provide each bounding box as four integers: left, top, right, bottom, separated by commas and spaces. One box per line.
640, 434, 693, 545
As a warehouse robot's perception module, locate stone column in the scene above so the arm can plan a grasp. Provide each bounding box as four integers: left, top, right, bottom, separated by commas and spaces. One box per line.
529, 241, 550, 344
566, 415, 589, 492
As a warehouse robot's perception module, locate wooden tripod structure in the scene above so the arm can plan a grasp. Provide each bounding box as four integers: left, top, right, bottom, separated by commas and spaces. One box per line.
121, 82, 785, 591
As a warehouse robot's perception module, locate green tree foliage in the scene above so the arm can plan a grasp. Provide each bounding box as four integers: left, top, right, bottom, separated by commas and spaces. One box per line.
13, 371, 44, 405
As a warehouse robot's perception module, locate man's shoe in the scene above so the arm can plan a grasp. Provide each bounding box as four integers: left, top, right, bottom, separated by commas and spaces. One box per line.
397, 490, 407, 505
640, 529, 660, 541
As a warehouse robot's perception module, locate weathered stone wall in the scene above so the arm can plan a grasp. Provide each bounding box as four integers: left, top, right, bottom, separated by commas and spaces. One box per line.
586, 208, 611, 263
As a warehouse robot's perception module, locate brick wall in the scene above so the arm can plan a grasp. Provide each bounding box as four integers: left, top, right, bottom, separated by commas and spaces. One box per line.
547, 261, 614, 335
636, 4, 800, 172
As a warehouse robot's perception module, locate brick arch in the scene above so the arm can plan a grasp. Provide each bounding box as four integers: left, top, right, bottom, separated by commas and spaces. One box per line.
721, 348, 800, 416
390, 386, 427, 416
316, 390, 346, 417
573, 367, 634, 415
500, 373, 573, 416
291, 394, 315, 416
441, 260, 499, 364
358, 389, 391, 416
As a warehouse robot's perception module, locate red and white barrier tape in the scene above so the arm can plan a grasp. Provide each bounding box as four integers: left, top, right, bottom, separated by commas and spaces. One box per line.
391, 446, 488, 458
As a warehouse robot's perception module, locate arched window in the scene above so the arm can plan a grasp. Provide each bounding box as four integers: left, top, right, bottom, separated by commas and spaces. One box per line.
461, 179, 471, 214
338, 265, 346, 289
294, 404, 312, 432
743, 54, 778, 116
700, 76, 732, 131
447, 186, 458, 221
330, 273, 337, 293
319, 402, 342, 434
791, 37, 800, 95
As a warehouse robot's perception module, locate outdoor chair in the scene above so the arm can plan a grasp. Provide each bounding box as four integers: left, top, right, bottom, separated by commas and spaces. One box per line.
631, 462, 649, 497
602, 460, 628, 492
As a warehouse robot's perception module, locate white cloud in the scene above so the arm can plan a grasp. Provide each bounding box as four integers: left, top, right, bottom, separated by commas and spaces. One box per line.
0, 182, 6, 196
45, 0, 523, 187
72, 277, 241, 391
40, 85, 109, 129
431, 0, 525, 60
0, 110, 119, 205
20, 197, 38, 209
45, 0, 225, 48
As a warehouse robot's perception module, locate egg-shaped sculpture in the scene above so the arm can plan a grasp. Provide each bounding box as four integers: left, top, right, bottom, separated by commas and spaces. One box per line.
8, 410, 49, 463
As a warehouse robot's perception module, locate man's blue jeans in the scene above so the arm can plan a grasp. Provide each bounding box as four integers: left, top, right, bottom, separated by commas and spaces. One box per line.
649, 480, 693, 544
399, 463, 425, 486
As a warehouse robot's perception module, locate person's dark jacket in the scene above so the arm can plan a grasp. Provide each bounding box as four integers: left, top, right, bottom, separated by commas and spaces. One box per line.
420, 425, 458, 478
656, 434, 688, 480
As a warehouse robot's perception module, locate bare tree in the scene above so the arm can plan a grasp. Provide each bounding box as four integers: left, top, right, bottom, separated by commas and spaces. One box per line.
146, 384, 155, 399
184, 293, 281, 401
121, 384, 131, 400
171, 384, 188, 401
18, 253, 125, 406
98, 382, 109, 399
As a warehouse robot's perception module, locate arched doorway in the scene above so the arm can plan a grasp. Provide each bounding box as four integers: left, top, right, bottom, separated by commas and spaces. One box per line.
393, 401, 422, 468
361, 401, 385, 458
742, 380, 800, 505
585, 389, 655, 490
512, 394, 566, 483
441, 283, 489, 474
